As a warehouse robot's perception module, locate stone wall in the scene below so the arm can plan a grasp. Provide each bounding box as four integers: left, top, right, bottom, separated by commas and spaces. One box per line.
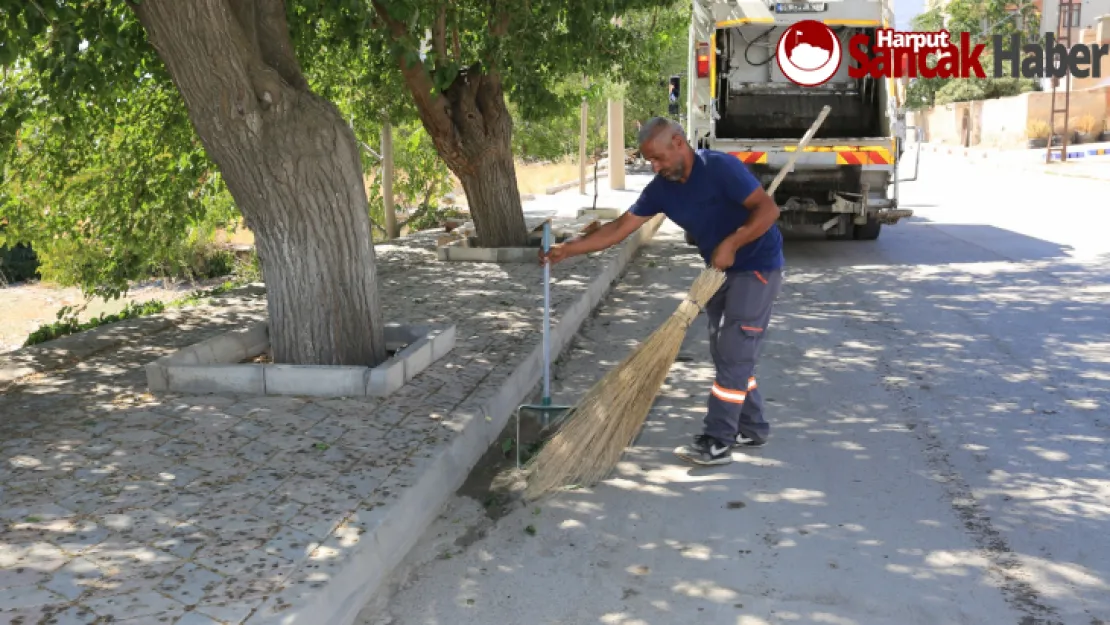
908, 21, 1110, 148
912, 86, 1110, 148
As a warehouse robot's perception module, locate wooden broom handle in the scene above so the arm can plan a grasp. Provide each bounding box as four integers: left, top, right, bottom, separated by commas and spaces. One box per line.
765, 105, 832, 196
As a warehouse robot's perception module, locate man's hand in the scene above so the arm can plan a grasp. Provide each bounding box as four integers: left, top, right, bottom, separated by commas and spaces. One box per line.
537, 211, 651, 266
539, 242, 573, 266
710, 238, 738, 271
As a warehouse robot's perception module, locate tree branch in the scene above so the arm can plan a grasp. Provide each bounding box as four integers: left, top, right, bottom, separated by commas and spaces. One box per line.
256, 0, 309, 91
369, 0, 453, 137
490, 3, 511, 38
433, 3, 447, 63
227, 0, 262, 58
451, 7, 461, 61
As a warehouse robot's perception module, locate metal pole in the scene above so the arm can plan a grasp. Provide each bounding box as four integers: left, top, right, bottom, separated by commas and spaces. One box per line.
579, 76, 589, 195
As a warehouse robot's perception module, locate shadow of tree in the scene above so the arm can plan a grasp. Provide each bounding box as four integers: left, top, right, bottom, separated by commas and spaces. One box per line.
364, 218, 1109, 625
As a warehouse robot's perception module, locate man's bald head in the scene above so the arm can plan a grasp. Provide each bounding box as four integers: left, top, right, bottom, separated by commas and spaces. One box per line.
637, 116, 692, 182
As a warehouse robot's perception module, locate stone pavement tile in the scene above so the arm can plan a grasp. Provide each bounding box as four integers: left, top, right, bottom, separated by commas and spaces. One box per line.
0, 585, 68, 612
195, 549, 297, 607
189, 602, 256, 624
0, 198, 655, 624
157, 562, 223, 606
83, 591, 187, 620
42, 557, 105, 601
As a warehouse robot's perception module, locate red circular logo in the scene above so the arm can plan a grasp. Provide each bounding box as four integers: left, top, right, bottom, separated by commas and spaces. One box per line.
776, 20, 842, 87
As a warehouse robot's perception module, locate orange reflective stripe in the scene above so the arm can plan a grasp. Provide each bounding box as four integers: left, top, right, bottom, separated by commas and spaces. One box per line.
712, 382, 747, 404
754, 271, 768, 284
741, 325, 763, 333
748, 377, 757, 390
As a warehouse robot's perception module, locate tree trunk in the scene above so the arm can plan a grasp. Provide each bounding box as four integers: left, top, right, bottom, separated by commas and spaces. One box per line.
425, 70, 528, 248
455, 138, 528, 248
375, 19, 528, 247
134, 0, 387, 367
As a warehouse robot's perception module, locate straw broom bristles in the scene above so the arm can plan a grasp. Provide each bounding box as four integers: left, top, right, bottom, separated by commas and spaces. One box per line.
522, 266, 727, 500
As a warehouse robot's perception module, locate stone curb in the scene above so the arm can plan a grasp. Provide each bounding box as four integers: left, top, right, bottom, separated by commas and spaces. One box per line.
253, 213, 665, 625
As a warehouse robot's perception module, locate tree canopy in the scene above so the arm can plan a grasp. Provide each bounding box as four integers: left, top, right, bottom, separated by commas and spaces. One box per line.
904, 0, 1040, 109
1, 0, 690, 297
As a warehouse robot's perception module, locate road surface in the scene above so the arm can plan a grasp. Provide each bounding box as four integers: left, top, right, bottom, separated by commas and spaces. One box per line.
358, 152, 1110, 625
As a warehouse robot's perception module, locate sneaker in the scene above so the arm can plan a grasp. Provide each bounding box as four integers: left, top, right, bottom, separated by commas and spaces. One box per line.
674, 434, 733, 466
733, 434, 767, 448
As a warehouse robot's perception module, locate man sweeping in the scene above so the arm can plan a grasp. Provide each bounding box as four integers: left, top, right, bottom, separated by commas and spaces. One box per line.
541, 117, 784, 466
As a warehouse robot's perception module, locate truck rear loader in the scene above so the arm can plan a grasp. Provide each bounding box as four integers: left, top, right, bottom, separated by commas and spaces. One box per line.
683, 0, 918, 241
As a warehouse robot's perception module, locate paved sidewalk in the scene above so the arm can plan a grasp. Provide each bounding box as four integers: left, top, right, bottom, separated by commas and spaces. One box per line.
0, 178, 652, 625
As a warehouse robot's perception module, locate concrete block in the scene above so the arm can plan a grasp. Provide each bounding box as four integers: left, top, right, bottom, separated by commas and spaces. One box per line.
202, 332, 249, 365
237, 322, 270, 358
264, 364, 368, 397
495, 248, 537, 263
577, 207, 621, 220
444, 247, 497, 262
167, 346, 202, 366
165, 364, 265, 395
428, 325, 456, 361
398, 337, 433, 382
366, 358, 405, 396
145, 363, 169, 392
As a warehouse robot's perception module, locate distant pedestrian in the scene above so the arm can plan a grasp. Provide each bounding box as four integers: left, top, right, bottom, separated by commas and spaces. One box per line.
541, 117, 785, 466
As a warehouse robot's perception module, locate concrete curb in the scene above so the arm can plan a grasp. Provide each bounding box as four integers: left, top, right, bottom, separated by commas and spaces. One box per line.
0, 313, 181, 388
146, 321, 456, 398
248, 213, 665, 625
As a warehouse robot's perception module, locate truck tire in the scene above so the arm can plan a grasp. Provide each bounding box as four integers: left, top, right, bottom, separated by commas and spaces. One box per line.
853, 218, 882, 241
684, 230, 697, 246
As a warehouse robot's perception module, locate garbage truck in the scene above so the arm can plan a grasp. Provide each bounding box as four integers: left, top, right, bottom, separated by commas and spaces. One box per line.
682, 0, 918, 240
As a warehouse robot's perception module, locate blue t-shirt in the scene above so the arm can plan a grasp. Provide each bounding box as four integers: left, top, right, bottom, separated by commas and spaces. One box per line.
629, 149, 784, 272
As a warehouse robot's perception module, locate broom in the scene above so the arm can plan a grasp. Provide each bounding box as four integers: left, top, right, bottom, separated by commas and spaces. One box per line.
522, 105, 832, 501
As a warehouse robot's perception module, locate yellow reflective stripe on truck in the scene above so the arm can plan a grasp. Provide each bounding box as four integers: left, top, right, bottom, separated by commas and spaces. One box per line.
758, 146, 895, 165
823, 19, 882, 26
716, 18, 774, 27
710, 32, 716, 99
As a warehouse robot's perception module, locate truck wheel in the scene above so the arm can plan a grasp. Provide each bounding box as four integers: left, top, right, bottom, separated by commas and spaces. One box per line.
684, 231, 697, 246
853, 218, 882, 240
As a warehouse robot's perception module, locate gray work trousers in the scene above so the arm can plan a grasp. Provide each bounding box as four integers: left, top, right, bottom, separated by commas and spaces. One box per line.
703, 268, 784, 444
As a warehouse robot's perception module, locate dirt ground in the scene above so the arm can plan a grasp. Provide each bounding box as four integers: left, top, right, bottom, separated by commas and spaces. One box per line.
0, 160, 594, 356
0, 277, 227, 354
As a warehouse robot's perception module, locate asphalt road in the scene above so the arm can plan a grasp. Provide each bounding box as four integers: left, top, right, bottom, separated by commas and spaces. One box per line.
359, 152, 1110, 625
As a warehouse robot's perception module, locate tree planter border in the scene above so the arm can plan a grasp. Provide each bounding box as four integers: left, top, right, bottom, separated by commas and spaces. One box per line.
436, 214, 611, 263
145, 321, 455, 397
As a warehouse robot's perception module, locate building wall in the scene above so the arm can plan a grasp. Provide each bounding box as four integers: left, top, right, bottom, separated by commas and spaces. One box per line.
916, 86, 1109, 147
1041, 0, 1110, 34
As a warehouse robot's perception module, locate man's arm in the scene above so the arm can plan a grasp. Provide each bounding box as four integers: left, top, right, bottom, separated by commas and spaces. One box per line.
541, 210, 651, 264
722, 187, 780, 251
709, 157, 782, 270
